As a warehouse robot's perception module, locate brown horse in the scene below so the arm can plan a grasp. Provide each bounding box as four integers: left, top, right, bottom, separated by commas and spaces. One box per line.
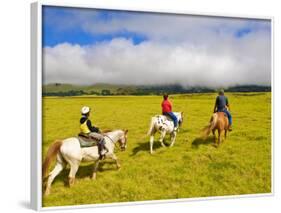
202, 112, 229, 147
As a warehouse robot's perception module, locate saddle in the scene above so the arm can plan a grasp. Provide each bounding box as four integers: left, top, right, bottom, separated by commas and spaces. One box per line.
163, 115, 173, 122
77, 133, 98, 148
156, 115, 173, 130
216, 111, 228, 117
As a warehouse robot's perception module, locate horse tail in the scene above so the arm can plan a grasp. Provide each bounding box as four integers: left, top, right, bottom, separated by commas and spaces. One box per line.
147, 117, 156, 136
42, 140, 62, 179
201, 113, 217, 139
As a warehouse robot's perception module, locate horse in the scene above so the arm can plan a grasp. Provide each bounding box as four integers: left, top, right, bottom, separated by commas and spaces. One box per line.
42, 129, 128, 196
147, 112, 183, 154
202, 112, 229, 147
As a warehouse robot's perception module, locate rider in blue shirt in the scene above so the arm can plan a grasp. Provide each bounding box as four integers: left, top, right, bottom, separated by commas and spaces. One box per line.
213, 89, 232, 131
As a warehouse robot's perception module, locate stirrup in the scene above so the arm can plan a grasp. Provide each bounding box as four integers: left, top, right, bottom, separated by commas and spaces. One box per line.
100, 149, 107, 155
99, 154, 106, 160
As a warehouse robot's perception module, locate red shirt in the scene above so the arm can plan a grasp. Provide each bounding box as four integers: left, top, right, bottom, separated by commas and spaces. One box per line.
162, 100, 172, 113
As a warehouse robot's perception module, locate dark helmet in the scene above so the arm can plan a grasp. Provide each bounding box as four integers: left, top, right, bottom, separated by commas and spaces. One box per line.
163, 93, 169, 100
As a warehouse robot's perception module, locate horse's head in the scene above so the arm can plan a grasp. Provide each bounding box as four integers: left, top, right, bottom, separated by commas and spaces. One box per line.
118, 129, 128, 151
178, 112, 184, 127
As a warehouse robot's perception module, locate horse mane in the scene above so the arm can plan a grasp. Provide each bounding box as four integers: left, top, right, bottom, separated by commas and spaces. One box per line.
101, 129, 113, 133
101, 129, 128, 138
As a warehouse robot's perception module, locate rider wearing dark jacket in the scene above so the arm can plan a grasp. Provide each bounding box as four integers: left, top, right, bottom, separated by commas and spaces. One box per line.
213, 89, 232, 131
80, 116, 100, 133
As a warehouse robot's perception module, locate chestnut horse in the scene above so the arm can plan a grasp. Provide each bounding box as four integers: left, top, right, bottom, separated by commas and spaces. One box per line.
202, 112, 229, 147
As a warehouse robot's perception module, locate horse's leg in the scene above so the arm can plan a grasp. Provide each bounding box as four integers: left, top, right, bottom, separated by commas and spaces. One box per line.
159, 130, 166, 147
110, 153, 121, 169
150, 134, 155, 154
225, 129, 227, 139
218, 130, 221, 146
213, 129, 217, 145
91, 160, 100, 180
68, 159, 80, 187
170, 132, 177, 147
44, 161, 65, 196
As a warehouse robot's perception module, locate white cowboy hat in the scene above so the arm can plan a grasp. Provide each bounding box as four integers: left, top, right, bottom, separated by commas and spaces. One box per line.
81, 106, 91, 115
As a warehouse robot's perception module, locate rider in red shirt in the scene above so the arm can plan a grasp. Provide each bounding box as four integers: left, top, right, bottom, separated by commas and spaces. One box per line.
161, 94, 178, 131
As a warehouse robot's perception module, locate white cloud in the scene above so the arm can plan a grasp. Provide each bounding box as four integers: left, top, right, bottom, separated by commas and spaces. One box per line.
43, 29, 271, 87
43, 9, 271, 87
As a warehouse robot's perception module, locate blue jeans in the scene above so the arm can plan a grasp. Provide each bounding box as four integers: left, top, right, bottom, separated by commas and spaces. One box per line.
163, 112, 178, 127
218, 109, 232, 125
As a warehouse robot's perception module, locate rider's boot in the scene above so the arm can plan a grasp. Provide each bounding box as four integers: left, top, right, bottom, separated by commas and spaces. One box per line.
98, 143, 104, 160
99, 139, 108, 159
228, 125, 233, 131
100, 146, 108, 156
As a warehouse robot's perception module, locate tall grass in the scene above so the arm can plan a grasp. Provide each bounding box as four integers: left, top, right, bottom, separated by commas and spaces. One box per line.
42, 93, 271, 207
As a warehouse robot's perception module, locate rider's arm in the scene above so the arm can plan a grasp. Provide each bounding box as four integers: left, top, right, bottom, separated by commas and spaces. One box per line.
87, 120, 100, 133
161, 101, 164, 111
213, 97, 218, 113
226, 97, 230, 111
168, 100, 172, 111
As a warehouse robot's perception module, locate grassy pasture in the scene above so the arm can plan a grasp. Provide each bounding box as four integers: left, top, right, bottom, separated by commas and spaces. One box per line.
42, 93, 271, 207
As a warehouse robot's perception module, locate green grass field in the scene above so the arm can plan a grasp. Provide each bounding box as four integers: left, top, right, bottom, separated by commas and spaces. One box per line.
42, 92, 271, 207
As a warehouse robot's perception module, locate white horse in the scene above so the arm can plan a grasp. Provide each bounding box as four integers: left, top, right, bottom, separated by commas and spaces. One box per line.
42, 129, 128, 196
147, 112, 183, 154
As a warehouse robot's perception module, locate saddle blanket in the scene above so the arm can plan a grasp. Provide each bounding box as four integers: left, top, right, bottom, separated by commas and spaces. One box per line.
156, 115, 173, 127
77, 134, 98, 147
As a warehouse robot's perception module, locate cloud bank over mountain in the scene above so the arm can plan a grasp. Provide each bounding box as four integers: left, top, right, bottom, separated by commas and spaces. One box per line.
43, 7, 271, 87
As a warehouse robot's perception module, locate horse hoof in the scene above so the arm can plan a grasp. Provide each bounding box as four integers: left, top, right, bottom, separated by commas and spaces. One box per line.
44, 189, 50, 196
150, 151, 154, 154
213, 144, 218, 148
68, 177, 75, 187
91, 174, 96, 180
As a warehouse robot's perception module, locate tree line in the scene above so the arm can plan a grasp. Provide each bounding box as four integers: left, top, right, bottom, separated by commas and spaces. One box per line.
42, 85, 271, 97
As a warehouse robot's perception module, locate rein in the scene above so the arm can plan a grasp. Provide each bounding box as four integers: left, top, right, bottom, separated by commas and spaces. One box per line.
104, 135, 115, 144
103, 131, 126, 151
104, 134, 120, 151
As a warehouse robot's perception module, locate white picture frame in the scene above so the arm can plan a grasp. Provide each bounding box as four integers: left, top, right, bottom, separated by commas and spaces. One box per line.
31, 1, 274, 210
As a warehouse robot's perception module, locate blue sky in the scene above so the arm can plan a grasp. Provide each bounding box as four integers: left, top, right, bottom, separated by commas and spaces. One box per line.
42, 6, 271, 86
42, 6, 270, 47
43, 6, 149, 47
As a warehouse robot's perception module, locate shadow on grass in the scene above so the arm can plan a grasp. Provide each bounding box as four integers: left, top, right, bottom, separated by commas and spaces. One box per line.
52, 161, 117, 185
131, 140, 168, 156
179, 128, 190, 133
191, 136, 214, 149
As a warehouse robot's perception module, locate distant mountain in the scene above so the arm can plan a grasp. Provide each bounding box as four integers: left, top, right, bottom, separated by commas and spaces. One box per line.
42, 83, 271, 96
